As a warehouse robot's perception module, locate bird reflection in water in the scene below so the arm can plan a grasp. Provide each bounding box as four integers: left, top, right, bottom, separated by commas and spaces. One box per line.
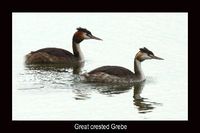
73, 80, 162, 114
133, 80, 162, 113
72, 82, 133, 100
25, 61, 84, 74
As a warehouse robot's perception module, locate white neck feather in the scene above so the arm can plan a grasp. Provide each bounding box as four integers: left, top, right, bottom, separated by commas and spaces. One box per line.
134, 59, 145, 81
73, 43, 84, 62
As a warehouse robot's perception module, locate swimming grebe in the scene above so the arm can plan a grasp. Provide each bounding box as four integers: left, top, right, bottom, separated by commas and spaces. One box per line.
25, 27, 102, 65
82, 47, 163, 84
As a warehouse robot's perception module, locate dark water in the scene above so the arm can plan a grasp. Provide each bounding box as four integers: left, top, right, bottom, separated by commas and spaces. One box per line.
12, 13, 188, 120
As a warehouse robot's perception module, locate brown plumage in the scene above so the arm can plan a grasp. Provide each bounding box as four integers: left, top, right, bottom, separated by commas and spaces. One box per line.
25, 48, 76, 64
88, 66, 134, 78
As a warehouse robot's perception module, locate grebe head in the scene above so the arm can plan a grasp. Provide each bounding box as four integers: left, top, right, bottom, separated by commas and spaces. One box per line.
136, 47, 164, 62
73, 27, 102, 43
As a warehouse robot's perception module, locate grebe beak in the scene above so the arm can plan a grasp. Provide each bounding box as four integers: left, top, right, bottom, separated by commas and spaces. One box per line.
151, 55, 164, 60
90, 35, 103, 41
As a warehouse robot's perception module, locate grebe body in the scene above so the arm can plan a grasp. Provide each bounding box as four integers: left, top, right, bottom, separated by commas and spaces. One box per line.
82, 47, 163, 84
25, 27, 102, 65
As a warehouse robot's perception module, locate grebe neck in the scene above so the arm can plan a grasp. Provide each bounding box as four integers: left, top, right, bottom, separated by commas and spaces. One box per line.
72, 36, 84, 61
134, 59, 145, 81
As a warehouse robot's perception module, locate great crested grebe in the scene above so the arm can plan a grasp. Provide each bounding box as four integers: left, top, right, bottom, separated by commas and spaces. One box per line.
82, 47, 163, 83
25, 27, 102, 65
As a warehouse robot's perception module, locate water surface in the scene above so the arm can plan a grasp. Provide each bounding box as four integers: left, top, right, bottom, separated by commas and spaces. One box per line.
12, 13, 188, 120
